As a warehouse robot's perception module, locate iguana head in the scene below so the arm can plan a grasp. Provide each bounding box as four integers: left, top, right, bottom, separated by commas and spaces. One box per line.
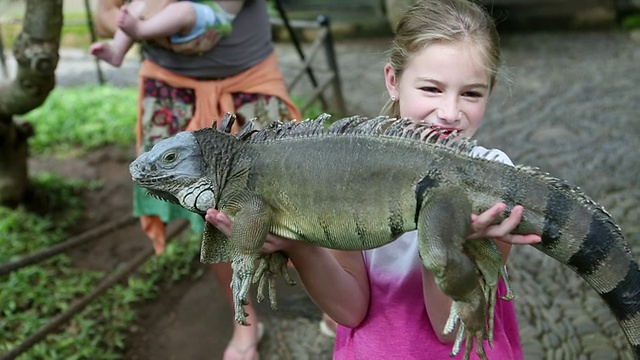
129, 132, 214, 214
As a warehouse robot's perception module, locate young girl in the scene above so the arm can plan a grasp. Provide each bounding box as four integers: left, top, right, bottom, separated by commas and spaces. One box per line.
207, 0, 541, 358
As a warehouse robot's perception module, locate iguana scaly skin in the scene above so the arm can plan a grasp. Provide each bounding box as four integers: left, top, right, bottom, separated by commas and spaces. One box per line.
130, 113, 640, 359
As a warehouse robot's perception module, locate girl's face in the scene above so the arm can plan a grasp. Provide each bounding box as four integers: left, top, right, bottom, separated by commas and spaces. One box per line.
385, 42, 493, 138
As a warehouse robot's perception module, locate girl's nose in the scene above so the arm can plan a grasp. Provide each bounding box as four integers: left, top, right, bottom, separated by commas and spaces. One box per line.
435, 107, 462, 124
435, 96, 462, 124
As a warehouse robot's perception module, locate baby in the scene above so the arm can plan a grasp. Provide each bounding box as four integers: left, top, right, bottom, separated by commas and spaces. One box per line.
90, 0, 242, 66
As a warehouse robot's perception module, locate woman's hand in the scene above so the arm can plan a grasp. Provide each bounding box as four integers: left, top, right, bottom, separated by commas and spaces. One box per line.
468, 203, 542, 245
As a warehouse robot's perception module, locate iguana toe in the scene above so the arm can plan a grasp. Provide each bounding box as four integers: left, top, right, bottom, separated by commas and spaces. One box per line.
253, 252, 295, 310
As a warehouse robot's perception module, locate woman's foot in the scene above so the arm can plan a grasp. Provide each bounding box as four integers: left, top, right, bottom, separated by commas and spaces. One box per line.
223, 321, 264, 360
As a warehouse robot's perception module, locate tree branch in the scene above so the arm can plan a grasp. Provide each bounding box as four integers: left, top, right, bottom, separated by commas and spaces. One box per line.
0, 0, 63, 118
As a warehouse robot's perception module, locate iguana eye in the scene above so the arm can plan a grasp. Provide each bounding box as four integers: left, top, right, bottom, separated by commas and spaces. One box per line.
163, 152, 177, 162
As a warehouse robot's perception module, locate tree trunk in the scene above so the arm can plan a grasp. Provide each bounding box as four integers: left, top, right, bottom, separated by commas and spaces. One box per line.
0, 0, 62, 207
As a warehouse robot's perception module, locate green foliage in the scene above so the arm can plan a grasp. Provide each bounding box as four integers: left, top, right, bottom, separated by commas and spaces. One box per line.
292, 94, 326, 120
622, 14, 640, 30
24, 85, 138, 156
0, 78, 320, 357
0, 173, 202, 359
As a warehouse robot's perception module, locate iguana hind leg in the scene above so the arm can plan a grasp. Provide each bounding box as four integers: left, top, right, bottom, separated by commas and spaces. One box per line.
254, 251, 296, 310
416, 186, 489, 360
463, 239, 509, 346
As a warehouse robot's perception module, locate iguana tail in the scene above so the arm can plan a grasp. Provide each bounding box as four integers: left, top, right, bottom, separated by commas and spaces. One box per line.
525, 177, 640, 358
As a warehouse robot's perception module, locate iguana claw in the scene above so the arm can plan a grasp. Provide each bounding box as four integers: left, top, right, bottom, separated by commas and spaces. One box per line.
231, 256, 256, 325
444, 300, 489, 360
253, 251, 296, 310
464, 239, 513, 346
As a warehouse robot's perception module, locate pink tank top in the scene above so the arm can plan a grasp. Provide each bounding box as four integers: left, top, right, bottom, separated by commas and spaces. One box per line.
333, 147, 523, 360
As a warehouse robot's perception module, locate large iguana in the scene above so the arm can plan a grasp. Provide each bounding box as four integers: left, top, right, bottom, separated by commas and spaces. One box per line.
129, 113, 640, 359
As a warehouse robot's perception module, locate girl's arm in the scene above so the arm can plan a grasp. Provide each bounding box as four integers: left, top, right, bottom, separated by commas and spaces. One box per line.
422, 203, 541, 343
206, 209, 370, 328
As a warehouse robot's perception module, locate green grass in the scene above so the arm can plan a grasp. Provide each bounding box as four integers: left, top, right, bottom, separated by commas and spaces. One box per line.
23, 85, 138, 157
0, 172, 204, 360
622, 14, 640, 30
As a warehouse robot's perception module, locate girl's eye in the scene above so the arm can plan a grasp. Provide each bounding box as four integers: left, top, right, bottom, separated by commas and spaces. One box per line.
421, 86, 440, 93
463, 91, 483, 98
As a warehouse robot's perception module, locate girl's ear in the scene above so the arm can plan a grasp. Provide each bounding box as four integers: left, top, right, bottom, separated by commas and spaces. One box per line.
490, 78, 498, 95
384, 63, 399, 100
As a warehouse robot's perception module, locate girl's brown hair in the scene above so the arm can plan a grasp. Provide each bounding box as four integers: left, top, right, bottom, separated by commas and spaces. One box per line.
381, 0, 502, 118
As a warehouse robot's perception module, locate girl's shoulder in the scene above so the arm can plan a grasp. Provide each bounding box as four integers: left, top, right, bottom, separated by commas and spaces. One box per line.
469, 145, 514, 166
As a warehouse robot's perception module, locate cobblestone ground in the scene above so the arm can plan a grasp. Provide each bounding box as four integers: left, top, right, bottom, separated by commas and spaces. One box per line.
479, 32, 640, 360
24, 29, 639, 359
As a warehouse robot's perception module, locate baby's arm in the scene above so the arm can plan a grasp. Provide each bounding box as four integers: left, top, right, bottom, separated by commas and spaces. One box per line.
206, 209, 370, 328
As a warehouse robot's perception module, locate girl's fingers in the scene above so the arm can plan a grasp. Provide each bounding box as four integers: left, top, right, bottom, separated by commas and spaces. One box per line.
504, 233, 542, 245
468, 204, 542, 244
472, 203, 507, 230
205, 208, 232, 237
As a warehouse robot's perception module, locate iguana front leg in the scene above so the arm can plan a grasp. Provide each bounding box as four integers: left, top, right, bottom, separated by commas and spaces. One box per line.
222, 191, 272, 325
416, 186, 489, 360
200, 222, 233, 263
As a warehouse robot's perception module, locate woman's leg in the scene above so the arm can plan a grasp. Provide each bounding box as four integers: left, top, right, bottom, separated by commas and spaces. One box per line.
210, 263, 262, 360
136, 76, 262, 358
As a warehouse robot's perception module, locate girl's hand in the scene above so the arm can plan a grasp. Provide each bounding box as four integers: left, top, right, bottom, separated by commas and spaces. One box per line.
468, 203, 542, 245
204, 209, 305, 254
